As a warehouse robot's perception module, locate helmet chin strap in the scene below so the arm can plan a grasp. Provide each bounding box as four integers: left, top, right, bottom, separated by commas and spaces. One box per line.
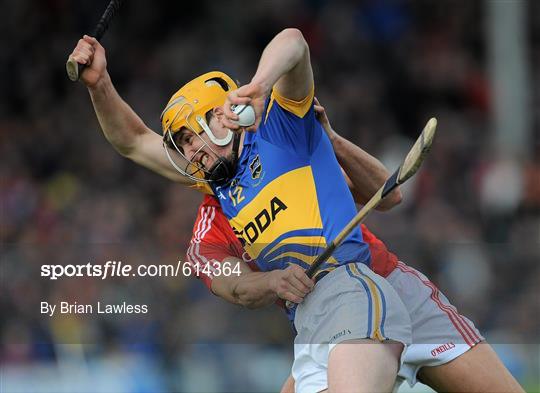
206, 132, 242, 185
195, 115, 233, 146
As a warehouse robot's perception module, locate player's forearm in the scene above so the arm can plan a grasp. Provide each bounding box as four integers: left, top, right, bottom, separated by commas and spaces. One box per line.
251, 28, 311, 100
211, 265, 277, 309
231, 271, 279, 309
88, 72, 151, 157
332, 134, 402, 210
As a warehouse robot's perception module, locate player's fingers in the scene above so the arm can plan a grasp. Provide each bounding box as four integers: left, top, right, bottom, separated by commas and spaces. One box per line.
84, 36, 106, 56
77, 45, 94, 60
230, 95, 251, 105
314, 97, 326, 113
77, 38, 95, 53
316, 108, 327, 120
227, 89, 251, 105
313, 98, 325, 113
287, 275, 311, 295
72, 42, 93, 63
221, 117, 240, 131
289, 265, 315, 289
313, 105, 326, 117
294, 270, 315, 291
223, 98, 239, 119
83, 35, 98, 45
80, 38, 95, 50
281, 291, 303, 304
314, 100, 326, 118
70, 53, 88, 65
279, 276, 306, 298
287, 266, 312, 292
74, 39, 92, 51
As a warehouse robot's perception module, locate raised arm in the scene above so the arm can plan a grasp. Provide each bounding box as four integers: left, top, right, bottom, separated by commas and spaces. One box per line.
314, 99, 402, 210
253, 28, 313, 102
222, 28, 313, 130
68, 35, 193, 183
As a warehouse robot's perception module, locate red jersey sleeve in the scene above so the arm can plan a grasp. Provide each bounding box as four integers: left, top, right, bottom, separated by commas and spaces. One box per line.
186, 195, 251, 290
188, 197, 398, 290
361, 224, 398, 277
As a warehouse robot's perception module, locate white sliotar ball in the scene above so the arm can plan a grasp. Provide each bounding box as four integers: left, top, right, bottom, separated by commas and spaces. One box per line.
231, 104, 256, 127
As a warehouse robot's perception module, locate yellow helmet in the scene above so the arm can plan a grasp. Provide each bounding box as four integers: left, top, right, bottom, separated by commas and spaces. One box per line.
160, 71, 239, 184
161, 71, 238, 137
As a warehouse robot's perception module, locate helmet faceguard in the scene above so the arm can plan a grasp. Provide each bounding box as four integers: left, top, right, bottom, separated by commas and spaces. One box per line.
161, 71, 239, 184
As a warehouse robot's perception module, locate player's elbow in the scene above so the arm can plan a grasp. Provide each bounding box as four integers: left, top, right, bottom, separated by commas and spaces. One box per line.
107, 125, 149, 158
376, 188, 403, 211
281, 28, 305, 42
113, 143, 135, 158
280, 28, 308, 52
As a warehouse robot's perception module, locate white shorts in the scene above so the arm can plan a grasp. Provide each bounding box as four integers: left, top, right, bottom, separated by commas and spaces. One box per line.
389, 261, 484, 387
292, 262, 412, 393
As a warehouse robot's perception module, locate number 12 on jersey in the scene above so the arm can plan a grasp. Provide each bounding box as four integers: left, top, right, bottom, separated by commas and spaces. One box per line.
229, 185, 245, 206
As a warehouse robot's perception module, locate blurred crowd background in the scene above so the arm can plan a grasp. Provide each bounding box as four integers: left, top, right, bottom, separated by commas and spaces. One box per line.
1, 0, 539, 392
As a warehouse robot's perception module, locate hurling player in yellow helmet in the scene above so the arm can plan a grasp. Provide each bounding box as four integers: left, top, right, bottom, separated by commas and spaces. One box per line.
69, 30, 410, 393
68, 29, 525, 393
161, 28, 412, 393
161, 71, 249, 186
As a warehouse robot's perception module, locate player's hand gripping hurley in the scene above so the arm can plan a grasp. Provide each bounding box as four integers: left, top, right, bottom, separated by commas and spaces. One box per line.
286, 117, 438, 308
66, 0, 124, 81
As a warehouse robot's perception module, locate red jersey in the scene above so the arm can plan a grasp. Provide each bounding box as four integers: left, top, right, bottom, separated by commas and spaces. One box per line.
186, 195, 398, 290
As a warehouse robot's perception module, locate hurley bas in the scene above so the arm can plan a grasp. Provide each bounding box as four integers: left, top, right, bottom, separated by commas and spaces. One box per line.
41, 301, 148, 316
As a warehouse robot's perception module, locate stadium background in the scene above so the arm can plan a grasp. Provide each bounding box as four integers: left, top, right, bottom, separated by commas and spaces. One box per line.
1, 0, 539, 392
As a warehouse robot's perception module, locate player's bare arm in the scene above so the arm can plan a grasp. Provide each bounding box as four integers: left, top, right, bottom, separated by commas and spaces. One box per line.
210, 259, 314, 308
69, 35, 193, 184
314, 98, 402, 210
221, 29, 402, 211
222, 28, 313, 130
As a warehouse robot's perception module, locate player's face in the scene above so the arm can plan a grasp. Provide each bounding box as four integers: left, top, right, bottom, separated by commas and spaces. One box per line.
174, 113, 232, 172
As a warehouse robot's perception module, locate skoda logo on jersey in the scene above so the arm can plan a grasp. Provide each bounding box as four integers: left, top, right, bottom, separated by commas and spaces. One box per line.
233, 196, 288, 246
249, 155, 262, 179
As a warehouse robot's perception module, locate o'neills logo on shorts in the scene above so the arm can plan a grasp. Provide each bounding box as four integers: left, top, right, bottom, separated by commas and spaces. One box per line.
431, 342, 456, 357
329, 329, 352, 343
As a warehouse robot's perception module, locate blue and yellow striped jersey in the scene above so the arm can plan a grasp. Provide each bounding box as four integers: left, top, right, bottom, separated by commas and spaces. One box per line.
211, 88, 371, 278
